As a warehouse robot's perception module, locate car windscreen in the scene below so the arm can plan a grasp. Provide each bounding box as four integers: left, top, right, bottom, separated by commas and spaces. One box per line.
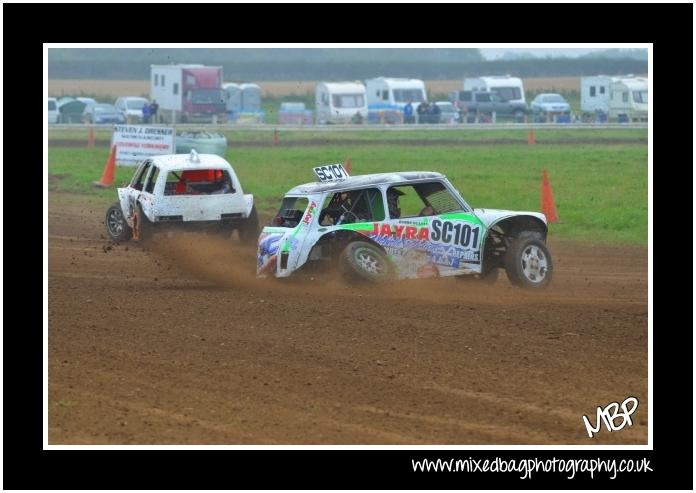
48, 100, 57, 110
192, 89, 225, 104
541, 95, 565, 103
93, 104, 117, 113
126, 100, 146, 110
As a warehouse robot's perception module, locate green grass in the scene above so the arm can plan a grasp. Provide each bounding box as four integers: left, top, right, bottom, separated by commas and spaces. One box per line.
48, 138, 647, 245
49, 127, 647, 144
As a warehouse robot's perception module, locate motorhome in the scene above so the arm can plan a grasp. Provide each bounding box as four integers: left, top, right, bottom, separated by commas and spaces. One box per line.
315, 82, 368, 124
151, 64, 226, 123
365, 77, 427, 122
463, 75, 526, 105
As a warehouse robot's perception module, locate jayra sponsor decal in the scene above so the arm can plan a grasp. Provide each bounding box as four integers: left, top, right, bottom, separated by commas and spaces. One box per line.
371, 223, 430, 241
367, 222, 480, 266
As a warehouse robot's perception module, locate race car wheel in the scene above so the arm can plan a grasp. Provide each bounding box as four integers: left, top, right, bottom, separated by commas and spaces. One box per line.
237, 205, 260, 245
105, 202, 132, 241
504, 232, 553, 289
339, 241, 393, 283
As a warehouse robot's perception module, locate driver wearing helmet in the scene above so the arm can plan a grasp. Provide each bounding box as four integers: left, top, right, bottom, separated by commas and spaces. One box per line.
319, 191, 352, 225
386, 187, 405, 218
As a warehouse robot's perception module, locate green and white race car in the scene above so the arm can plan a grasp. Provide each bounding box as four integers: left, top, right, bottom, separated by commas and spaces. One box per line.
257, 164, 553, 288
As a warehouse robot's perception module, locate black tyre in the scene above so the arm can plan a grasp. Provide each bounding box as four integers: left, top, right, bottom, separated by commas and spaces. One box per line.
105, 202, 132, 241
504, 232, 553, 289
339, 241, 393, 283
237, 205, 260, 245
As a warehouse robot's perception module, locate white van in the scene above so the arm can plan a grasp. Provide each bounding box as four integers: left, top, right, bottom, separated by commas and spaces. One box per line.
463, 75, 526, 105
315, 82, 368, 124
48, 97, 59, 124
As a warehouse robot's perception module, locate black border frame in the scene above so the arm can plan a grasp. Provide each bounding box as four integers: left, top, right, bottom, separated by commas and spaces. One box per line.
6, 2, 693, 489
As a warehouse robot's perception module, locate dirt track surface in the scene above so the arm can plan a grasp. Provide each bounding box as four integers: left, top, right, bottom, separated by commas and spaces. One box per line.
48, 195, 648, 444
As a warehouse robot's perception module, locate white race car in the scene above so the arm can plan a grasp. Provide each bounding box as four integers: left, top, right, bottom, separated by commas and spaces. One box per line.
105, 150, 258, 243
257, 164, 553, 288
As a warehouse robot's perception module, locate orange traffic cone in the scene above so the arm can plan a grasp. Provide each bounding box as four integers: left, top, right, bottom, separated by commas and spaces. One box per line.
527, 129, 536, 145
343, 156, 352, 174
540, 169, 558, 223
87, 127, 95, 148
93, 145, 117, 188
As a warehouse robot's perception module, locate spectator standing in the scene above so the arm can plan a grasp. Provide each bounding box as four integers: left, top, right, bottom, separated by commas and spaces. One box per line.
430, 102, 441, 124
416, 101, 428, 124
150, 100, 159, 124
403, 101, 414, 124
142, 101, 151, 124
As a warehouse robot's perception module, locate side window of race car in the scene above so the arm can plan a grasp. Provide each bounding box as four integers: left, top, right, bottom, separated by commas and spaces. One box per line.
319, 188, 385, 226
131, 161, 151, 191
390, 182, 464, 218
144, 166, 160, 194
273, 197, 309, 228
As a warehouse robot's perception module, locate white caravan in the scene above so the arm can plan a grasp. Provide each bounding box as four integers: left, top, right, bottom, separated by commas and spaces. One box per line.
608, 77, 648, 122
463, 75, 526, 104
580, 75, 616, 113
365, 77, 427, 110
581, 75, 648, 122
315, 82, 368, 124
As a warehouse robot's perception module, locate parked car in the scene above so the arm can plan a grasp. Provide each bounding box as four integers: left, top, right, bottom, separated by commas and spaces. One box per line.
105, 150, 258, 243
56, 97, 86, 123
76, 97, 98, 106
449, 90, 528, 122
114, 96, 149, 123
48, 97, 59, 124
278, 102, 313, 124
257, 167, 553, 289
435, 101, 460, 124
176, 130, 228, 157
530, 93, 571, 115
82, 103, 126, 124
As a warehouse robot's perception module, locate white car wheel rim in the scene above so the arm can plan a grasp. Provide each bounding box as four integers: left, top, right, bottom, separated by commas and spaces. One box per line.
520, 245, 548, 283
355, 249, 384, 275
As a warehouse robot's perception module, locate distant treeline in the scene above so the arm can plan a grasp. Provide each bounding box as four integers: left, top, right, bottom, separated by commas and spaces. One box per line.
48, 48, 647, 80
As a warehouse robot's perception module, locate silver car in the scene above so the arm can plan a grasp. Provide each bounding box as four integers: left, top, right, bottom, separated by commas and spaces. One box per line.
530, 93, 571, 114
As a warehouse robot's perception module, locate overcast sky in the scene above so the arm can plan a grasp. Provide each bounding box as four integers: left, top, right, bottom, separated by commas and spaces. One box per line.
480, 48, 618, 59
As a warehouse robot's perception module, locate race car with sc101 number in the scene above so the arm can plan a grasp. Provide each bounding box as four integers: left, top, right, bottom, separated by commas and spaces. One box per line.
257, 164, 553, 289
